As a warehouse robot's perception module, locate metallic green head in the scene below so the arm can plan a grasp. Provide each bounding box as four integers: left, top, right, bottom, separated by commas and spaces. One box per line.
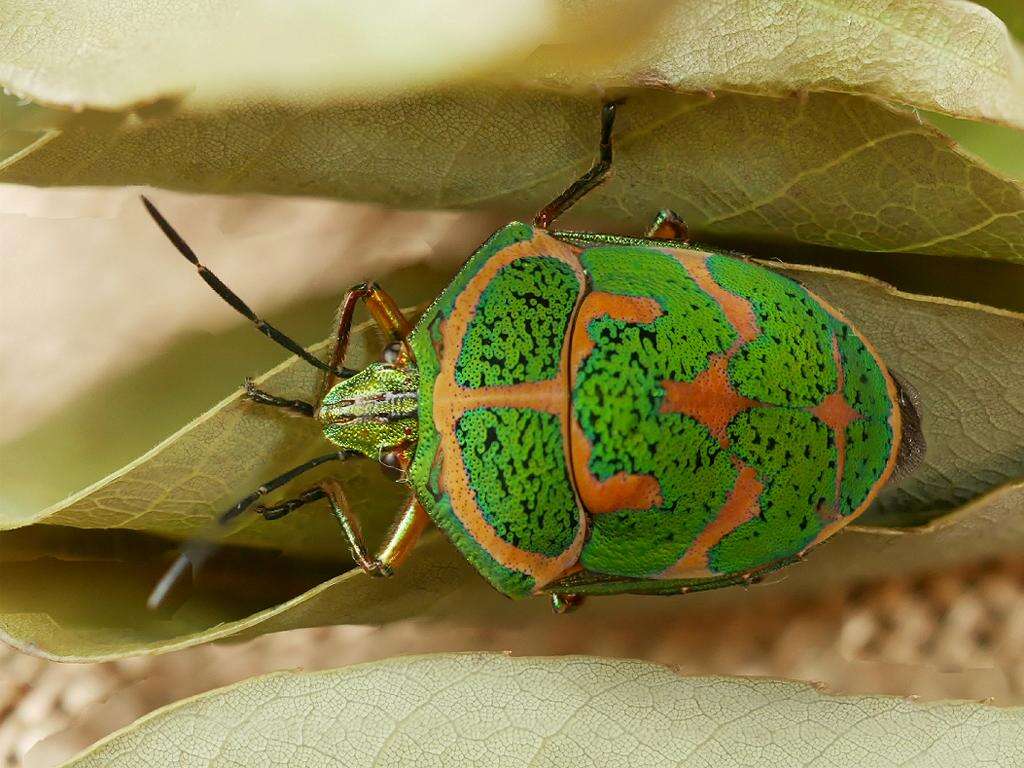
319, 363, 419, 459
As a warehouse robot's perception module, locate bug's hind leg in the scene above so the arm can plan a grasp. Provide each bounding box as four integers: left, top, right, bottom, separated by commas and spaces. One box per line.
645, 209, 689, 242
534, 99, 625, 229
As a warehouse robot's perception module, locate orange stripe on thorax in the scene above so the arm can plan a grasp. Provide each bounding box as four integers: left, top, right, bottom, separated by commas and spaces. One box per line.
444, 380, 563, 418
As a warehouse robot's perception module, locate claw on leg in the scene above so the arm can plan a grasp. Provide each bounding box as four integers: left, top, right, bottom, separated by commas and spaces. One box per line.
646, 209, 689, 242
550, 593, 585, 614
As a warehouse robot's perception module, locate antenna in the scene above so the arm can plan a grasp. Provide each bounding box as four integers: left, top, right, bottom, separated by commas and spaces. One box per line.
141, 195, 355, 378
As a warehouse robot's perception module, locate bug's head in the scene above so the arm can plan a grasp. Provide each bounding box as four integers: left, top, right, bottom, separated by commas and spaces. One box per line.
318, 363, 419, 461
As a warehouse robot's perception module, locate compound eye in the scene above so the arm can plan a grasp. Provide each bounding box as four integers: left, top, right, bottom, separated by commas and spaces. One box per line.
382, 342, 403, 365
378, 449, 403, 480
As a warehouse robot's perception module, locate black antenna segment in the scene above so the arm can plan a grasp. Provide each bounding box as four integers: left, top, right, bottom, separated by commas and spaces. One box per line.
141, 195, 349, 378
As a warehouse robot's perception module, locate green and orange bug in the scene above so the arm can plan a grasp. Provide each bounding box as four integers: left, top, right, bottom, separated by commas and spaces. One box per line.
145, 100, 925, 613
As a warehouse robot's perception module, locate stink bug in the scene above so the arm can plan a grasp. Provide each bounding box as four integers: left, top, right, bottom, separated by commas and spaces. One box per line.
145, 100, 925, 613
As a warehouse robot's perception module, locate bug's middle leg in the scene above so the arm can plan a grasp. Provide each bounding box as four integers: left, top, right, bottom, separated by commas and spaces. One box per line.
253, 478, 430, 577
550, 593, 585, 614
319, 479, 429, 576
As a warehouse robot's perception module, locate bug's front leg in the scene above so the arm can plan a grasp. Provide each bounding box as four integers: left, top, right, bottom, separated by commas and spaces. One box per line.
246, 282, 412, 414
320, 282, 413, 396
244, 377, 316, 417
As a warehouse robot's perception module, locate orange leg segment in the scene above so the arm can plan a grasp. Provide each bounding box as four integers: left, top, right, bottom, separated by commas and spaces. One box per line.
322, 282, 415, 396
319, 479, 429, 576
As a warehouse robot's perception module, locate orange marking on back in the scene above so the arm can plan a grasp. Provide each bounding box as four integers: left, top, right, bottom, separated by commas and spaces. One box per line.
811, 391, 862, 435
800, 284, 902, 546
431, 230, 588, 590
570, 292, 662, 361
568, 291, 664, 515
570, 431, 663, 513
656, 248, 766, 449
673, 250, 759, 343
810, 337, 861, 520
660, 462, 763, 578
660, 355, 760, 446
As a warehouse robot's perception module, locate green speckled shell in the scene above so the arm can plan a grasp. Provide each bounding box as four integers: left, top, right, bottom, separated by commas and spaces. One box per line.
409, 224, 900, 598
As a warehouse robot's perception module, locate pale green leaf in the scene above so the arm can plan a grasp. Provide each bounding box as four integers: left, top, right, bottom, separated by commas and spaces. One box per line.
923, 111, 1024, 181
4, 1, 1022, 124
61, 654, 1024, 768
1, 262, 1020, 661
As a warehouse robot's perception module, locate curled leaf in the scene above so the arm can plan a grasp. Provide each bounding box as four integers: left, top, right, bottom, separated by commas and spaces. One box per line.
4, 90, 1023, 262
3, 1, 1023, 261
1, 262, 1019, 660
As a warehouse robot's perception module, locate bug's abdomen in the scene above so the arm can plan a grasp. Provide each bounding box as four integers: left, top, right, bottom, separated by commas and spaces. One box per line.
408, 225, 589, 598
570, 246, 899, 581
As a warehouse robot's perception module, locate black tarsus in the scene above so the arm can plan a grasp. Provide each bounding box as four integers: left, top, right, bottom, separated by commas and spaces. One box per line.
147, 451, 351, 611
256, 487, 327, 521
216, 452, 350, 527
533, 98, 625, 229
245, 378, 316, 418
141, 195, 350, 378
